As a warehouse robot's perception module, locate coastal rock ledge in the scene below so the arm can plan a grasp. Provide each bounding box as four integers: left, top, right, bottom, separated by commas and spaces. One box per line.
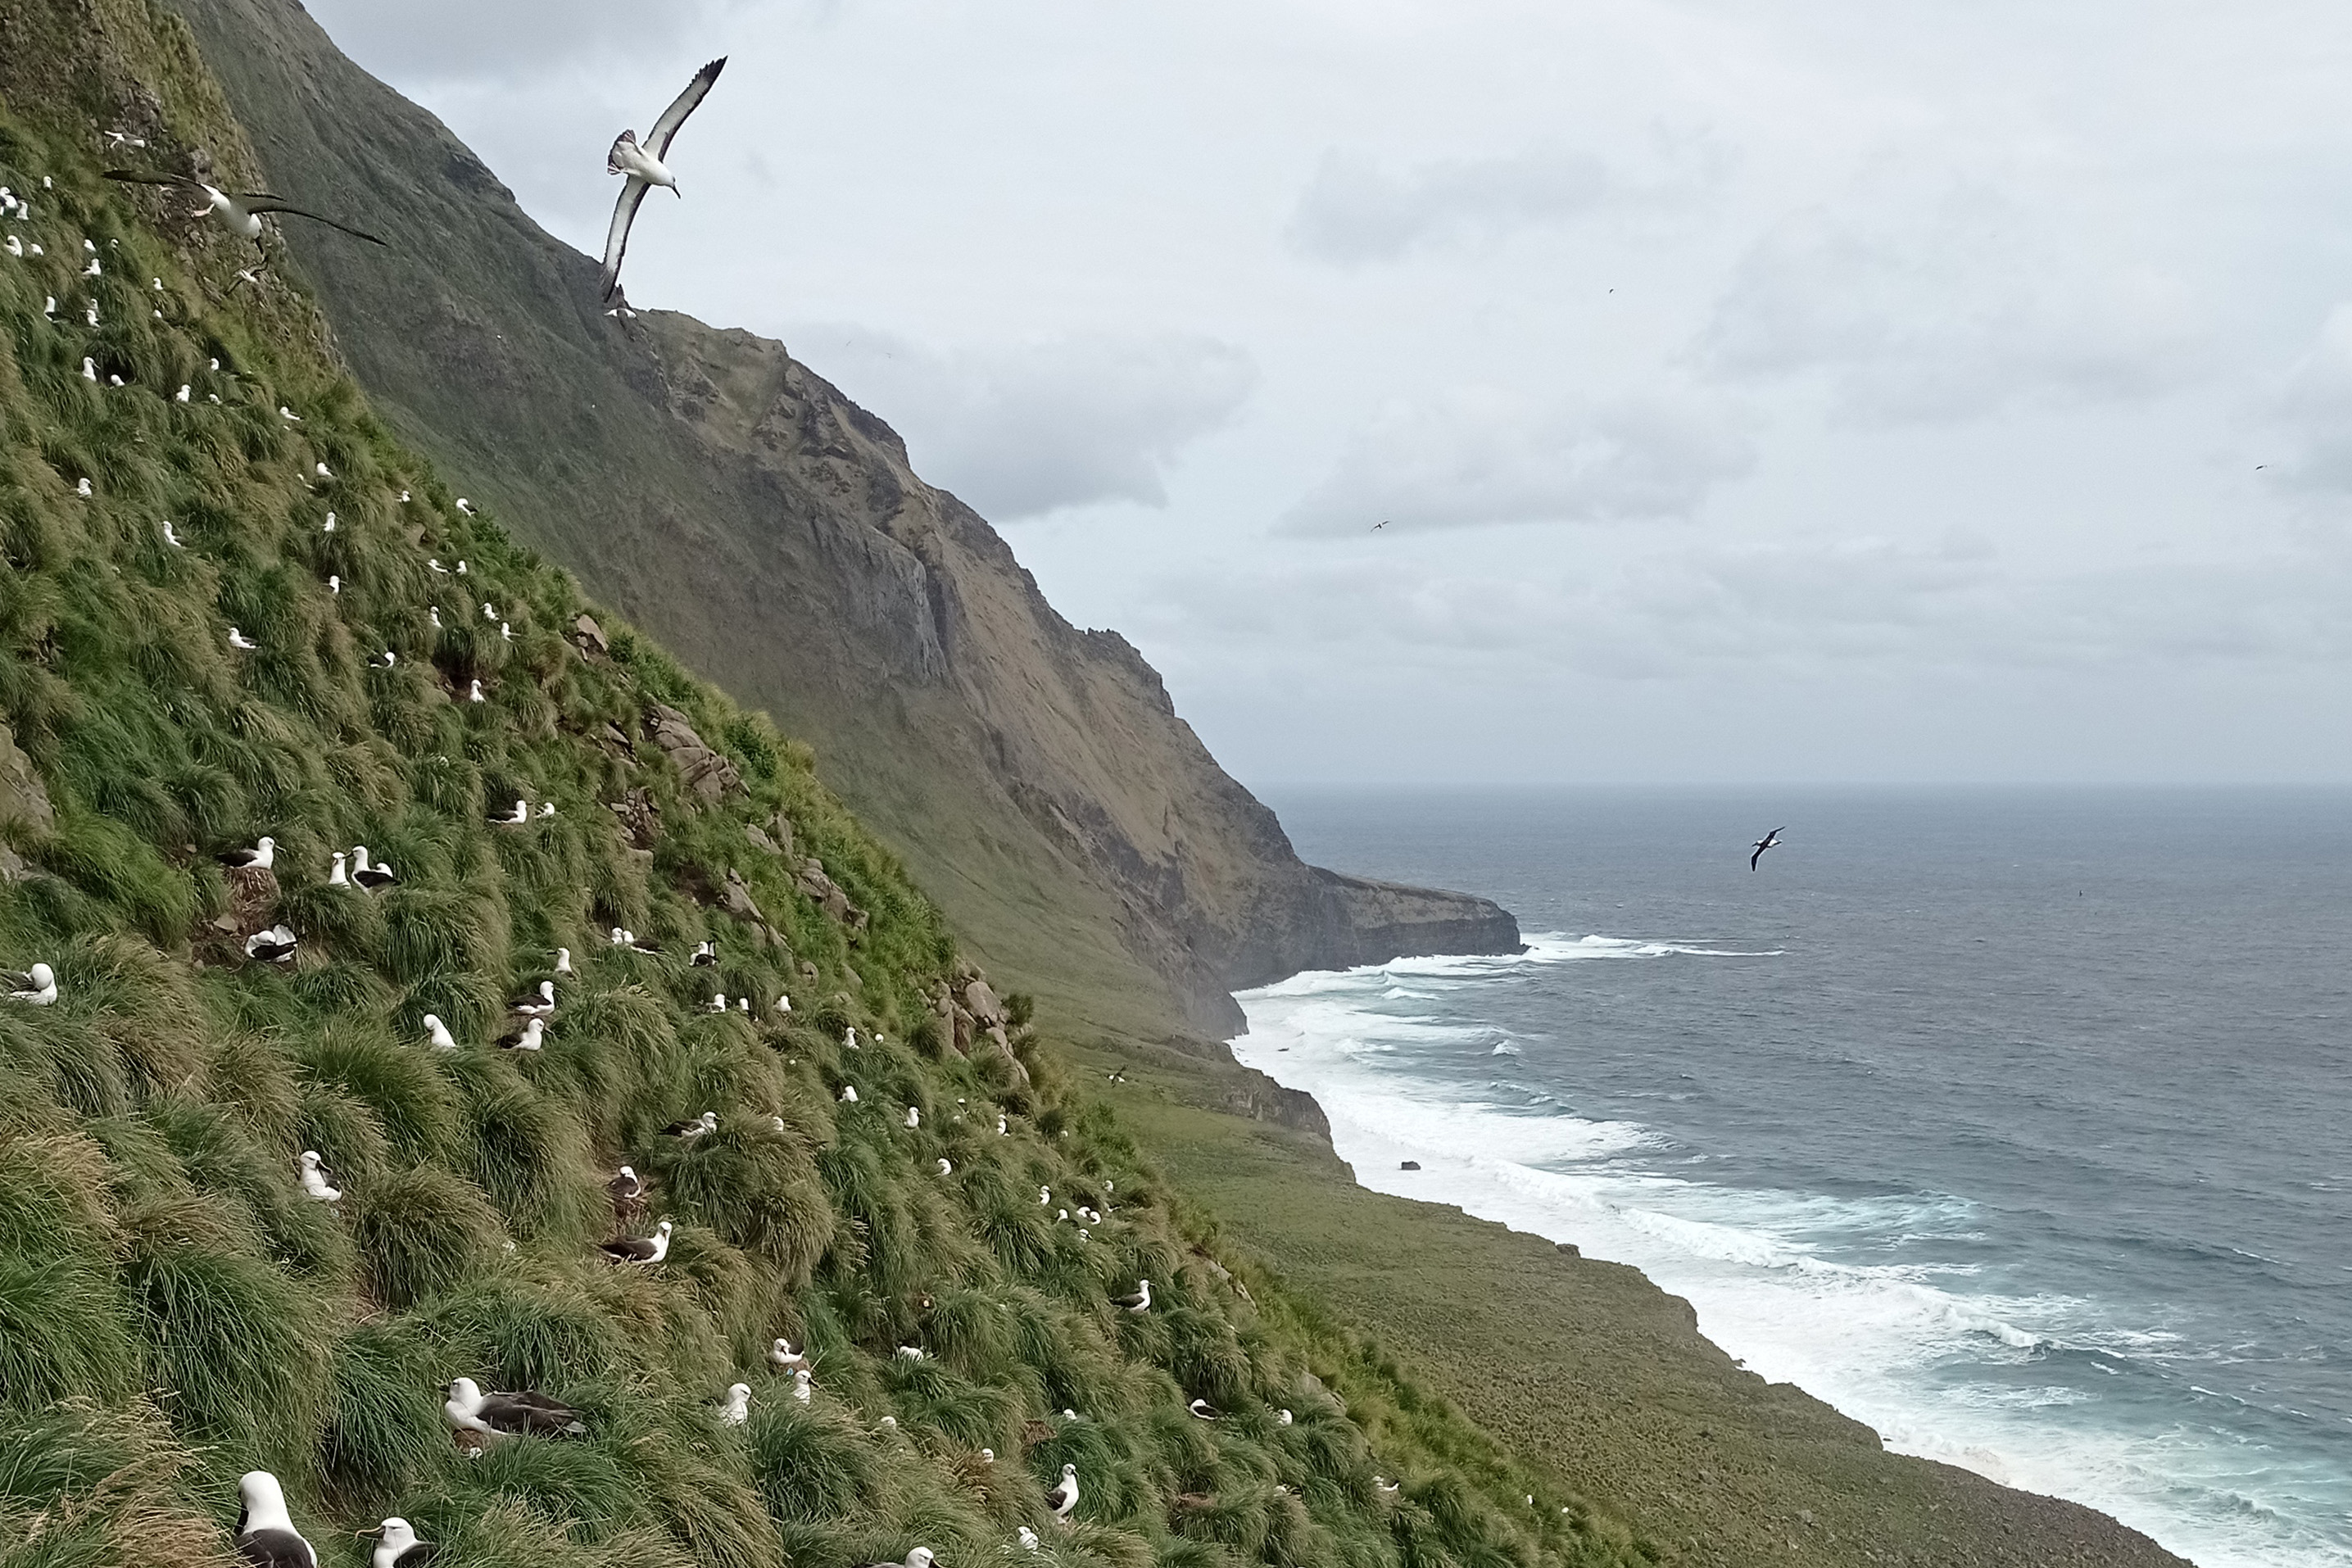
1225, 868, 1523, 994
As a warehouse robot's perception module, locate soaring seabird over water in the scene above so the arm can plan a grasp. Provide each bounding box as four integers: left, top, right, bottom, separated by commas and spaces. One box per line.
105, 170, 387, 247
666, 1110, 718, 1139
717, 1381, 752, 1426
360, 1518, 428, 1568
768, 1337, 806, 1370
510, 980, 557, 1017
422, 1013, 457, 1051
351, 848, 397, 890
219, 836, 275, 871
598, 57, 727, 301
3, 963, 57, 1005
1046, 1463, 1080, 1523
1110, 1280, 1151, 1314
234, 1471, 317, 1568
245, 925, 298, 963
443, 1376, 587, 1439
297, 1150, 341, 1202
597, 1217, 673, 1264
1750, 827, 1784, 871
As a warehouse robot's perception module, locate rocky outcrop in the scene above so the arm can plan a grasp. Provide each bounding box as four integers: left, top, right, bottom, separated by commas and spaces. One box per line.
163, 0, 1522, 1036
643, 704, 743, 803
0, 723, 52, 882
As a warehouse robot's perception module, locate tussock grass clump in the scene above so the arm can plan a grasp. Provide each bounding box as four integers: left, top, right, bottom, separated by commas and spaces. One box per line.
352, 1163, 505, 1308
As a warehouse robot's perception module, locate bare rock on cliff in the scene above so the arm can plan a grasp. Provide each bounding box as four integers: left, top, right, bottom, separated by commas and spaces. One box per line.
0, 723, 53, 882
643, 704, 742, 802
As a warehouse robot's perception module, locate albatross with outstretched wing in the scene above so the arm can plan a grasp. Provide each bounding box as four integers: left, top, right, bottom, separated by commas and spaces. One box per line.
103, 170, 386, 247
600, 57, 727, 301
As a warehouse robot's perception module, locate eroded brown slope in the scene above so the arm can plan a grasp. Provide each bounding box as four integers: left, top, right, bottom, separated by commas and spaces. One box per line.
152, 0, 1518, 1040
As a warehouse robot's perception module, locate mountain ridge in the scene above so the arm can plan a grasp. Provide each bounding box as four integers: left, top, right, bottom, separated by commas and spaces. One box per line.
147, 0, 1520, 1042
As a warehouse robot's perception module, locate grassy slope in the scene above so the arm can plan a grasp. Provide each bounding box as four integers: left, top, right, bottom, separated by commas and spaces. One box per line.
0, 29, 1645, 1568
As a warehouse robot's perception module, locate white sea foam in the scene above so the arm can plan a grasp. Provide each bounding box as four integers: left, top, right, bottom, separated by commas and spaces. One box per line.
1234, 940, 2352, 1568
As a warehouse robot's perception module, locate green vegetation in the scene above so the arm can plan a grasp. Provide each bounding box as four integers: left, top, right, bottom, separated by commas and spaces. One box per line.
0, 97, 1646, 1568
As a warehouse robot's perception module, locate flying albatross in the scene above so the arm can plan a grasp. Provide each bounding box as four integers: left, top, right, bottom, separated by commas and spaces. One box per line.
598, 57, 727, 302
103, 170, 387, 247
234, 1471, 317, 1568
442, 1376, 587, 1439
1750, 826, 1784, 872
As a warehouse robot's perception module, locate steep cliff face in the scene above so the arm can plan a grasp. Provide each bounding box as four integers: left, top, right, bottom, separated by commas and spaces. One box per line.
156, 0, 1520, 1038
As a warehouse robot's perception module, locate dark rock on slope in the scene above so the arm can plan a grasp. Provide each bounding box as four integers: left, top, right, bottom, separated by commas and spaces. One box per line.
154, 0, 1520, 1038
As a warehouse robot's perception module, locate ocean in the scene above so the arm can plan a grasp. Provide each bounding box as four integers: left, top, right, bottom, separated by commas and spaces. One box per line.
1231, 786, 2352, 1568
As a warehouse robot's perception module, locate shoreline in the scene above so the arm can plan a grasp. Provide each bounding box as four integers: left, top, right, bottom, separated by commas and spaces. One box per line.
1221, 941, 2236, 1568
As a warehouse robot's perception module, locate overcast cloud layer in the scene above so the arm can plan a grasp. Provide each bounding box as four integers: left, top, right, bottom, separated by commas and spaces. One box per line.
304, 0, 2352, 785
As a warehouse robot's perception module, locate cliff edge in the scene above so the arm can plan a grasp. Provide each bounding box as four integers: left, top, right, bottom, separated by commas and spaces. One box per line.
152, 0, 1520, 1039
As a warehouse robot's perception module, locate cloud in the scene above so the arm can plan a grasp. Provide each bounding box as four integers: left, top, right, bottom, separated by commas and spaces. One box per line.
1699, 181, 2209, 424
811, 329, 1258, 521
2270, 303, 2352, 495
1281, 388, 1755, 536
301, 0, 758, 78
1148, 526, 2352, 690
1286, 147, 1612, 265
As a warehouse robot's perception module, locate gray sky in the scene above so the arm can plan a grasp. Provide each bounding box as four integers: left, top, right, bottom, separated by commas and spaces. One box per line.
306, 0, 2352, 785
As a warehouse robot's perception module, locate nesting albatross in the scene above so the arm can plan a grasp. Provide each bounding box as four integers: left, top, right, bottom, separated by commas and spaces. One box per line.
442, 1376, 587, 1439
598, 1217, 673, 1265
233, 1470, 317, 1568
2, 963, 57, 1005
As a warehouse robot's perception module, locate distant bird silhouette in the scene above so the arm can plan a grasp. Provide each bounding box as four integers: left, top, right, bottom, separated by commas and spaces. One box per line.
1371, 520, 1388, 531
1750, 827, 1784, 872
